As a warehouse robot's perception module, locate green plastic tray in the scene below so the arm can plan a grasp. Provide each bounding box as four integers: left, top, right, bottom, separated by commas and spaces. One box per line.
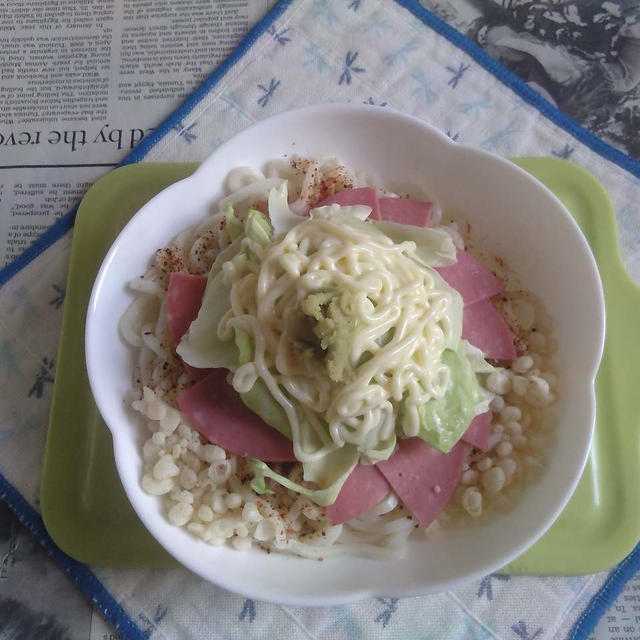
41, 160, 640, 572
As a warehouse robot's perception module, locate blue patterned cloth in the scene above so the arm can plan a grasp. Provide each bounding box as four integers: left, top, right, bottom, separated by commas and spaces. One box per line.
1, 1, 639, 639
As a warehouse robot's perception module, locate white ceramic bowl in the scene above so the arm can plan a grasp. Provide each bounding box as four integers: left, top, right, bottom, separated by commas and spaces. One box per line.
86, 104, 605, 605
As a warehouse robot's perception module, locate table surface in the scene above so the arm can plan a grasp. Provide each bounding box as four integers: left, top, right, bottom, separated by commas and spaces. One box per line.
1, 1, 639, 639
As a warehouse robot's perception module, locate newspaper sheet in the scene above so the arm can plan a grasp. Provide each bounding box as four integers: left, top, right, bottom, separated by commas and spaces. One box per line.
0, 0, 268, 266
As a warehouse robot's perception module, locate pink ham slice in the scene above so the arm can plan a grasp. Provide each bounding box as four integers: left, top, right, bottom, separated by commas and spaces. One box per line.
462, 299, 517, 360
378, 197, 432, 227
461, 411, 492, 450
376, 438, 468, 528
177, 369, 295, 462
166, 272, 212, 380
326, 464, 391, 525
436, 251, 502, 306
315, 187, 381, 220
166, 273, 208, 346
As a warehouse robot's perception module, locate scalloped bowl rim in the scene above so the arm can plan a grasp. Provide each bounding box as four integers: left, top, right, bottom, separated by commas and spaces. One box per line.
86, 104, 605, 605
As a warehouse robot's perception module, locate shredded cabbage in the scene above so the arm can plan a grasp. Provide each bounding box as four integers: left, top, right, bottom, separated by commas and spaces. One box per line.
415, 343, 484, 453
268, 181, 303, 235
225, 203, 243, 241
310, 203, 372, 221
374, 220, 457, 267
247, 445, 359, 506
175, 241, 242, 370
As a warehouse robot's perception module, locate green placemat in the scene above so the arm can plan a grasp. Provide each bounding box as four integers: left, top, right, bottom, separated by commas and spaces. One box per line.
41, 159, 640, 572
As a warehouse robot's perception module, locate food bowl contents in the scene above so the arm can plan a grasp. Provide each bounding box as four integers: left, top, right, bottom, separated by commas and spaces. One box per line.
121, 157, 558, 560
